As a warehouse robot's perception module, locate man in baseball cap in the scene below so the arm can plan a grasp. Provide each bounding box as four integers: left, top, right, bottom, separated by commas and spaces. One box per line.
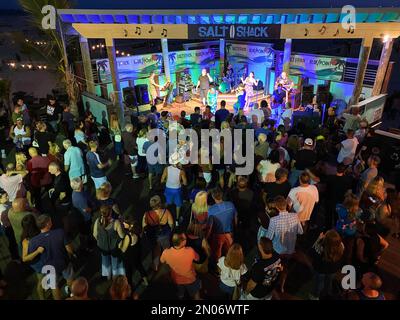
289, 138, 317, 187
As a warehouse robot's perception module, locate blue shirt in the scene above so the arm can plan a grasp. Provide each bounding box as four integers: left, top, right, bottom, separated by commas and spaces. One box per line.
28, 229, 69, 274
215, 109, 230, 128
72, 190, 93, 222
335, 204, 357, 238
64, 146, 85, 179
208, 201, 237, 234
86, 151, 105, 178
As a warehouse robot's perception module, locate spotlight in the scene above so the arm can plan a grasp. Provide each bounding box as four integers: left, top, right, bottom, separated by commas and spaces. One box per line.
43, 65, 47, 69
116, 50, 120, 54
121, 52, 125, 56
92, 45, 96, 50
96, 44, 100, 48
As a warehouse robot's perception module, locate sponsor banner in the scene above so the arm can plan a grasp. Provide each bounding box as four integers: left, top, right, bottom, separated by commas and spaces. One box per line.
96, 48, 218, 83
188, 24, 281, 39
289, 54, 347, 81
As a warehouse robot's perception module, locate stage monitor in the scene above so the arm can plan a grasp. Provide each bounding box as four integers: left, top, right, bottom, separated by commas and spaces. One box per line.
354, 94, 387, 125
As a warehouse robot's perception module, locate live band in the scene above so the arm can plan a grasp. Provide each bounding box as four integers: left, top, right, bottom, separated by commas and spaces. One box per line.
148, 63, 300, 117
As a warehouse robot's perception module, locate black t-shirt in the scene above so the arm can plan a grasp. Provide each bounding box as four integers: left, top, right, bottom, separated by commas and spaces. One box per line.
311, 246, 343, 274
190, 113, 202, 126
249, 253, 282, 298
52, 172, 71, 205
35, 131, 55, 155
325, 174, 353, 206
46, 103, 62, 121
294, 149, 317, 170
263, 181, 291, 200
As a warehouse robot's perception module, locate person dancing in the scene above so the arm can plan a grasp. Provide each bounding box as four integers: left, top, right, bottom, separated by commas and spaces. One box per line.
241, 72, 259, 111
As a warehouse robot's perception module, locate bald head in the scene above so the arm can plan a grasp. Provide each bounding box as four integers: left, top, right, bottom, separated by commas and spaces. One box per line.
12, 198, 27, 212
71, 277, 89, 298
28, 147, 38, 157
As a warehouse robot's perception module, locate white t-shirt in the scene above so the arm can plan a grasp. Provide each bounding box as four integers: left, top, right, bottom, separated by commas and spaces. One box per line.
258, 160, 280, 182
279, 108, 293, 125
337, 137, 358, 164
217, 256, 248, 288
288, 185, 319, 222
248, 109, 264, 124
0, 174, 24, 202
136, 137, 149, 156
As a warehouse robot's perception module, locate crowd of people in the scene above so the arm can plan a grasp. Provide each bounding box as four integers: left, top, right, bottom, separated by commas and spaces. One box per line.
0, 92, 398, 301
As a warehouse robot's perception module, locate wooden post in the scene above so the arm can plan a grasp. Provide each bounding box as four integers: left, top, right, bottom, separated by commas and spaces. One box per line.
283, 38, 292, 74
372, 38, 393, 96
349, 38, 373, 106
161, 38, 171, 82
105, 38, 124, 126
79, 36, 96, 95
219, 38, 225, 78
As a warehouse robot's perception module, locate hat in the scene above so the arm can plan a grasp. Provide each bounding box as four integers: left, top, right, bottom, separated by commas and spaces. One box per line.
16, 117, 23, 121
304, 138, 313, 146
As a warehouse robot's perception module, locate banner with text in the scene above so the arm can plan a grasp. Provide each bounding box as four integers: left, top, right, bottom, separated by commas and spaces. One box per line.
188, 24, 281, 39
289, 54, 347, 81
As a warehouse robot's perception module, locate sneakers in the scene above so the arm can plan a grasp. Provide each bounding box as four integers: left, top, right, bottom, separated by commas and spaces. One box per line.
132, 174, 141, 179
1, 150, 6, 159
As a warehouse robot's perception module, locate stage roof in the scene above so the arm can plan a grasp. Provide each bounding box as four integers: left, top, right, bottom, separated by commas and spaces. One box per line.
58, 8, 400, 26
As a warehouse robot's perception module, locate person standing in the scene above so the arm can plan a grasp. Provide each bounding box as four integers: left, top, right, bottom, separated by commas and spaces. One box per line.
122, 123, 140, 179
207, 188, 238, 263
289, 138, 317, 187
196, 68, 213, 106
28, 215, 74, 300
149, 71, 162, 106
45, 96, 62, 133
93, 205, 125, 280
0, 163, 28, 202
287, 172, 319, 230
63, 139, 85, 181
160, 233, 201, 300
241, 72, 259, 110
240, 237, 283, 300
62, 105, 75, 140
337, 129, 359, 164
8, 198, 32, 255
86, 140, 112, 189
109, 113, 123, 161
358, 155, 380, 196
161, 155, 187, 225
215, 100, 230, 130
207, 85, 218, 114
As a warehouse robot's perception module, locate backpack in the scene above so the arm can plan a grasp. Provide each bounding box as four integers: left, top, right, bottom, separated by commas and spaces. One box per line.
96, 219, 121, 256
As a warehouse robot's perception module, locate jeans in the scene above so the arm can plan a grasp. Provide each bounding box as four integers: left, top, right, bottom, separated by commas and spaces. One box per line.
101, 254, 125, 278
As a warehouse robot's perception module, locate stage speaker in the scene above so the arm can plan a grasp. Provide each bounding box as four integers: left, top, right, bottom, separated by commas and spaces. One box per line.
317, 85, 331, 105
301, 85, 314, 104
135, 84, 150, 105
123, 87, 138, 107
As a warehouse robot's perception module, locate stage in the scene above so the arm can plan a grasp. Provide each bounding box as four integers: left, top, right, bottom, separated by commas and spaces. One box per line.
126, 89, 268, 118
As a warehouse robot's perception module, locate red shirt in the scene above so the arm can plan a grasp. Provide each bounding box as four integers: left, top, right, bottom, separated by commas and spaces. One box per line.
160, 246, 199, 284
27, 156, 52, 188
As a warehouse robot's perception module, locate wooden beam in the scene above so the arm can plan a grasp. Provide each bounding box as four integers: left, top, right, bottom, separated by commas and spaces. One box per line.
72, 23, 188, 39
349, 37, 373, 106
281, 23, 400, 39
372, 39, 394, 96
79, 36, 95, 94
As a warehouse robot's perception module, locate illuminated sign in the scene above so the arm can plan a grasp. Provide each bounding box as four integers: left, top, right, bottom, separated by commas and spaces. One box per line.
188, 24, 281, 39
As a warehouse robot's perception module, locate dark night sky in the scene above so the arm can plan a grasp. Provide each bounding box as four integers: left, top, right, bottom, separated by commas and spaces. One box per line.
1, 0, 399, 10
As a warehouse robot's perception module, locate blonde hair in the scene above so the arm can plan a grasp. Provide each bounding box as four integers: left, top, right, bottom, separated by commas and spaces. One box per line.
221, 121, 230, 130
96, 182, 112, 200
225, 243, 244, 270
109, 113, 120, 132
366, 176, 385, 198
15, 152, 27, 170
192, 191, 208, 214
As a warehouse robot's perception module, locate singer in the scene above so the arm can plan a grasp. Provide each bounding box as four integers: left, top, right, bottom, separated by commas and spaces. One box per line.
241, 71, 259, 110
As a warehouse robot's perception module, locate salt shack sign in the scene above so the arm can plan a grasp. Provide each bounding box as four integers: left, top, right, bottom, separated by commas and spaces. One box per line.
188, 24, 281, 39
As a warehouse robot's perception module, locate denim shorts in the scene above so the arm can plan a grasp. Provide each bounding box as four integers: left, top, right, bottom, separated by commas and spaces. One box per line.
164, 187, 183, 207
177, 279, 201, 299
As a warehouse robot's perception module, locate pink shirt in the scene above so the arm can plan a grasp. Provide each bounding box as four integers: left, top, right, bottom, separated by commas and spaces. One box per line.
288, 185, 319, 222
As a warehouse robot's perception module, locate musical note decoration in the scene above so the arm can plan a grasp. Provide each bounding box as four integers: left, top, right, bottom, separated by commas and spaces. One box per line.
123, 29, 128, 37
135, 27, 141, 35
304, 28, 309, 36
319, 26, 326, 35
347, 26, 355, 34
333, 29, 339, 36
161, 28, 167, 37
148, 26, 154, 34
